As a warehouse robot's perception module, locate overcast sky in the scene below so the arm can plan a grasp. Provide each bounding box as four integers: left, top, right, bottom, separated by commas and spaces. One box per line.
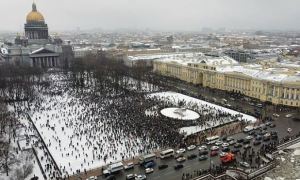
1, 0, 299, 32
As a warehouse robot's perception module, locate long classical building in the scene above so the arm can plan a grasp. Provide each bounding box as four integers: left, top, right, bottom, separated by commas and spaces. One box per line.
153, 53, 300, 107
0, 2, 73, 68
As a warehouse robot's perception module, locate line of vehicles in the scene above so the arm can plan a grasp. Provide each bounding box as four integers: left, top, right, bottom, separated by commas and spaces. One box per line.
101, 124, 277, 180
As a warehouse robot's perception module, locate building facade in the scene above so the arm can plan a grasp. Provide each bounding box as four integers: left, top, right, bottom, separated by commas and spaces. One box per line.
153, 56, 300, 107
0, 2, 74, 68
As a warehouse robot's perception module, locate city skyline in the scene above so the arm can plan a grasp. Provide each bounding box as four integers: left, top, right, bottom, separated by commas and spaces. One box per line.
1, 0, 300, 32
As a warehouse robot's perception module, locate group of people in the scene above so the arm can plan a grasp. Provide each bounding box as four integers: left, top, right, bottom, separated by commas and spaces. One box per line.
10, 72, 256, 179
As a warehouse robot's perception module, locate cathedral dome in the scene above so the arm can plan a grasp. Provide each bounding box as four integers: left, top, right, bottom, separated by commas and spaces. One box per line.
26, 2, 45, 23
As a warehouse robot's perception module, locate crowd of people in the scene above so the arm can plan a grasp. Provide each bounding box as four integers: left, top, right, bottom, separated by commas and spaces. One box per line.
9, 72, 258, 179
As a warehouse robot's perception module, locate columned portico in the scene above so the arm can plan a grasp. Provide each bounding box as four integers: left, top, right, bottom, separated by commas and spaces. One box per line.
30, 48, 59, 68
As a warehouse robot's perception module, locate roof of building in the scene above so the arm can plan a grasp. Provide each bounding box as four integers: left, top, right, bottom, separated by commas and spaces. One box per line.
26, 2, 45, 23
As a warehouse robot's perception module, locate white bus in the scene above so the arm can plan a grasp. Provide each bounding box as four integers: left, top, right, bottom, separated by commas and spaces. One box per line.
139, 153, 156, 165
205, 135, 220, 145
103, 162, 124, 175
160, 149, 174, 159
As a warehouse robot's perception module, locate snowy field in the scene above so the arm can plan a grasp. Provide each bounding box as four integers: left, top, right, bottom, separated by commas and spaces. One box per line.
148, 91, 257, 136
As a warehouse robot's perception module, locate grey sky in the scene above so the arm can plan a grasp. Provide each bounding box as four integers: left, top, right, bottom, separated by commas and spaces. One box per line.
1, 0, 299, 32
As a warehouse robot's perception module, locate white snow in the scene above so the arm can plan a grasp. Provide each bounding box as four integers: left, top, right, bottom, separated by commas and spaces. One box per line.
160, 107, 200, 120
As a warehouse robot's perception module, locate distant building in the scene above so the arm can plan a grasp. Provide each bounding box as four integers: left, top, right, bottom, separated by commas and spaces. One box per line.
225, 50, 253, 63
0, 2, 73, 68
153, 53, 300, 107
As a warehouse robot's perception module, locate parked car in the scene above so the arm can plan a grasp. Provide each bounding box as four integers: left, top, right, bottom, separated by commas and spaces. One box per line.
222, 147, 230, 152
145, 168, 154, 174
135, 175, 146, 180
174, 164, 184, 170
210, 150, 218, 156
243, 139, 250, 144
158, 164, 168, 170
86, 176, 97, 180
273, 113, 280, 117
237, 139, 244, 143
255, 135, 262, 141
231, 148, 240, 154
187, 154, 197, 160
198, 145, 207, 151
215, 140, 223, 146
124, 162, 134, 170
176, 157, 186, 163
240, 161, 250, 168
199, 150, 209, 155
210, 146, 219, 151
198, 155, 208, 161
126, 174, 136, 180
187, 145, 196, 151
286, 114, 293, 118
245, 136, 253, 140
228, 140, 236, 145
221, 143, 229, 147
234, 143, 242, 148
244, 144, 251, 149
144, 161, 155, 169
176, 148, 186, 154
105, 175, 116, 180
253, 140, 261, 146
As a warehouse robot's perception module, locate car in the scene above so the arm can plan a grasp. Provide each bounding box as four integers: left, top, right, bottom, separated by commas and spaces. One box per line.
187, 145, 196, 151
245, 136, 253, 140
198, 155, 208, 161
248, 131, 256, 136
199, 150, 209, 155
244, 144, 251, 149
176, 157, 186, 163
228, 140, 236, 145
198, 145, 207, 151
258, 130, 267, 135
243, 139, 250, 144
221, 143, 229, 147
145, 168, 154, 174
253, 140, 261, 146
226, 137, 234, 142
231, 148, 240, 154
187, 154, 197, 160
86, 176, 97, 180
273, 113, 280, 117
158, 164, 168, 170
263, 136, 270, 141
255, 135, 262, 141
264, 132, 271, 138
105, 175, 116, 180
237, 139, 244, 143
269, 123, 276, 128
222, 136, 228, 141
222, 147, 230, 152
256, 103, 263, 108
124, 162, 134, 170
144, 161, 155, 169
215, 140, 223, 146
249, 102, 255, 106
210, 150, 218, 156
210, 146, 219, 151
176, 148, 186, 154
234, 143, 242, 148
126, 174, 136, 180
174, 164, 184, 170
135, 175, 146, 180
286, 114, 293, 118
240, 161, 250, 168
219, 152, 227, 157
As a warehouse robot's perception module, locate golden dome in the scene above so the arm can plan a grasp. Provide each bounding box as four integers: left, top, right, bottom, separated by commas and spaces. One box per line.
26, 2, 45, 23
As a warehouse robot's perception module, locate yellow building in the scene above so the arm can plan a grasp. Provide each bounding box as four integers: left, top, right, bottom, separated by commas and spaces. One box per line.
153, 54, 300, 107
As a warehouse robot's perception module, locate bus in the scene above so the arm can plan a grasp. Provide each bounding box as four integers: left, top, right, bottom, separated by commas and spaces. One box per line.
160, 149, 174, 159
205, 135, 220, 145
103, 162, 124, 176
139, 153, 156, 165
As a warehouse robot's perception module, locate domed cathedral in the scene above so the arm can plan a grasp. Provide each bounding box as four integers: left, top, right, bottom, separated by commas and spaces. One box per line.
25, 2, 49, 40
0, 1, 74, 68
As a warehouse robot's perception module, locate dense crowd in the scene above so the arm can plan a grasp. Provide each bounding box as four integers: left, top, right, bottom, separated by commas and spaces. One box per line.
10, 72, 256, 179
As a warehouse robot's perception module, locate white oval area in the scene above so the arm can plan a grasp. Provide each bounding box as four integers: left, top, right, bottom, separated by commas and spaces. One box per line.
160, 107, 200, 120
